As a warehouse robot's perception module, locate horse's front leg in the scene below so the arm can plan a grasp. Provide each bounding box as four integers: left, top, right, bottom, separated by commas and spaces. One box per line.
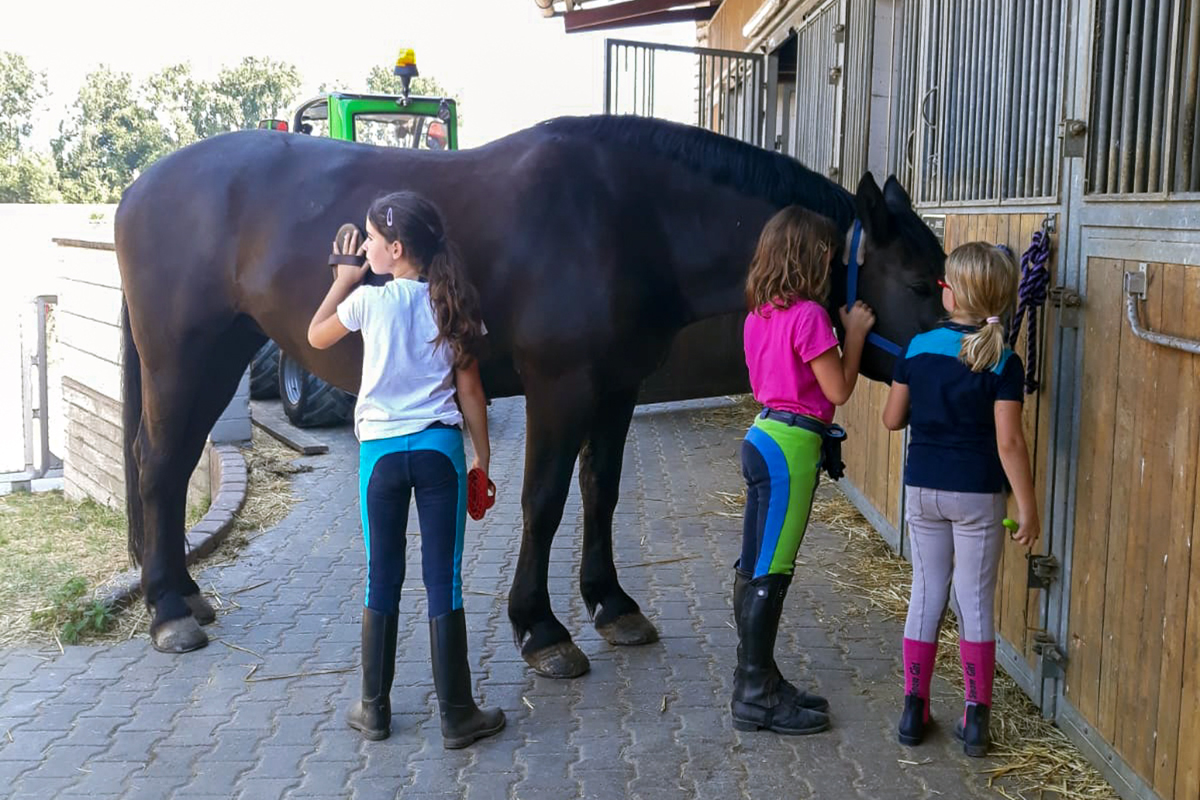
579, 387, 658, 646
509, 368, 592, 678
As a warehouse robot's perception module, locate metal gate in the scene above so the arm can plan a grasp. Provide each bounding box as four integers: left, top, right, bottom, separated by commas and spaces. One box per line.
603, 38, 767, 147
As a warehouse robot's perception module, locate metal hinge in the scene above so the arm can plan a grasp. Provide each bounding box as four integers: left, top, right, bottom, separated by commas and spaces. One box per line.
1032, 632, 1068, 679
833, 22, 846, 42
1049, 286, 1082, 328
828, 66, 842, 85
1027, 554, 1059, 590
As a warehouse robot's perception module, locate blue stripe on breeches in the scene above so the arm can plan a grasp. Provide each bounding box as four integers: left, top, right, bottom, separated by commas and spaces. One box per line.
358, 426, 467, 619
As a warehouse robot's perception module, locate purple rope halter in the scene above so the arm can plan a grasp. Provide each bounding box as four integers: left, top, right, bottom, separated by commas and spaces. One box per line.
1006, 231, 1052, 394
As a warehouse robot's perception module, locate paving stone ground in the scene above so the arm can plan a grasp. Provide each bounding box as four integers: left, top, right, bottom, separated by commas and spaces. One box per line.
0, 397, 1006, 799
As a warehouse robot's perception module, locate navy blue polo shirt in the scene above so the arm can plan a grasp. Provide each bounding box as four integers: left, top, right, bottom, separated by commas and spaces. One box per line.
894, 322, 1024, 493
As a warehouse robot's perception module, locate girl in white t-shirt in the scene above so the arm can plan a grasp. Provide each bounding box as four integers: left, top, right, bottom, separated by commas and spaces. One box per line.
307, 191, 504, 749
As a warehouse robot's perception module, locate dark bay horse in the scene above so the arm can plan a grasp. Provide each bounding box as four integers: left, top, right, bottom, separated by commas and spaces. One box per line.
115, 115, 945, 674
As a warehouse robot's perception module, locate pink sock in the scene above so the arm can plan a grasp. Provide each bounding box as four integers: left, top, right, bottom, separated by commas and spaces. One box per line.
902, 638, 938, 721
959, 639, 996, 708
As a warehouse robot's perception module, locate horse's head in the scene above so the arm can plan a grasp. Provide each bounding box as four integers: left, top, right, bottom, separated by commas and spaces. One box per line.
849, 172, 947, 383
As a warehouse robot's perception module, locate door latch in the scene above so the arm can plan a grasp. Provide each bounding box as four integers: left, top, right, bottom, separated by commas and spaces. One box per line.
1049, 286, 1082, 328
1027, 554, 1059, 590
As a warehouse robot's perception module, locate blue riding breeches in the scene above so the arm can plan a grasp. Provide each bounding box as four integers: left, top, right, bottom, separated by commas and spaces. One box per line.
358, 424, 467, 619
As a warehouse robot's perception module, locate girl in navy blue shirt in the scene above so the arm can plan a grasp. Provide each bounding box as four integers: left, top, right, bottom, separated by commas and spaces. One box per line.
882, 242, 1040, 757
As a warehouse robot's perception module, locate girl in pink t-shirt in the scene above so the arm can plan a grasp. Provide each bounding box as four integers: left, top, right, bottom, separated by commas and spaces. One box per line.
732, 206, 875, 736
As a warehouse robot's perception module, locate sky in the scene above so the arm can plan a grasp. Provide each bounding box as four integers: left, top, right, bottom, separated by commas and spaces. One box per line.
2, 0, 699, 148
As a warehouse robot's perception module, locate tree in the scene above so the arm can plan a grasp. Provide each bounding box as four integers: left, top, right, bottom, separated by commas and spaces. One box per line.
52, 67, 171, 203
0, 51, 45, 153
0, 51, 60, 202
211, 57, 301, 131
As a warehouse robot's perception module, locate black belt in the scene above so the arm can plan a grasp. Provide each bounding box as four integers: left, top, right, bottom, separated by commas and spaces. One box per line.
759, 408, 848, 481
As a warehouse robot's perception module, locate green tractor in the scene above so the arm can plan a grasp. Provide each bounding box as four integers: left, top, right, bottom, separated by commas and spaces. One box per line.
251, 51, 459, 428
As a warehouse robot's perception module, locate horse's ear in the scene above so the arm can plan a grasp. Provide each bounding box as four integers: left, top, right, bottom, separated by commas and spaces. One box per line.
882, 174, 914, 210
855, 172, 893, 241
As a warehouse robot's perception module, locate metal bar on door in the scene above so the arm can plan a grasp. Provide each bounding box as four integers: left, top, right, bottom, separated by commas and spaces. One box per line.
1148, 0, 1173, 190
1092, 0, 1120, 192
1031, 0, 1054, 197
1106, 0, 1132, 192
1117, 0, 1145, 192
1044, 0, 1064, 195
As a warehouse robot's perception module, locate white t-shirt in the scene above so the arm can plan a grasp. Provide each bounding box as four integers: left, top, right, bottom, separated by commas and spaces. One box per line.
336, 278, 462, 441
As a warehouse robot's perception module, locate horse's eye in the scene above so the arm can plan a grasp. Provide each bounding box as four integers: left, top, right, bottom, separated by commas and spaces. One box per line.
909, 282, 934, 297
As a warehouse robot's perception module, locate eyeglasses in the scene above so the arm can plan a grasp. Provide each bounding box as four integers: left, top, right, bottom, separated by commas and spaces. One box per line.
937, 277, 952, 291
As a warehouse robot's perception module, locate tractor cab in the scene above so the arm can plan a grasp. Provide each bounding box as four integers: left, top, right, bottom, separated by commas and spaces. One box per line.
258, 48, 459, 151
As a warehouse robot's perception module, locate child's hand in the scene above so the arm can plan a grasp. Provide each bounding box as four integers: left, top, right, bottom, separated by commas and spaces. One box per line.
839, 301, 876, 339
331, 229, 368, 284
1012, 508, 1041, 547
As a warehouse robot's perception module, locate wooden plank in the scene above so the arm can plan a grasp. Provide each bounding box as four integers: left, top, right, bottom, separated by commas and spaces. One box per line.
1065, 258, 1123, 726
62, 398, 122, 451
993, 214, 1020, 654
61, 342, 121, 401
56, 310, 122, 365
58, 278, 123, 326
1112, 263, 1172, 781
1098, 260, 1156, 743
250, 400, 329, 455
886, 427, 904, 529
1174, 268, 1200, 800
1147, 263, 1200, 797
62, 377, 124, 431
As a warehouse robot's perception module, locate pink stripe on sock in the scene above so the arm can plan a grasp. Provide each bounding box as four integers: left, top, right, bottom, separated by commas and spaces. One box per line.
960, 639, 996, 707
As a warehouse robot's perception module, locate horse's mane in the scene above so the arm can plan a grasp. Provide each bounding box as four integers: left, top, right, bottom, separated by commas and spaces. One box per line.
537, 115, 857, 227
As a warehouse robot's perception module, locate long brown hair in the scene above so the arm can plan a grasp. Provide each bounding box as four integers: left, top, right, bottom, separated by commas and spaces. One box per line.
367, 192, 484, 368
944, 241, 1018, 372
744, 205, 839, 313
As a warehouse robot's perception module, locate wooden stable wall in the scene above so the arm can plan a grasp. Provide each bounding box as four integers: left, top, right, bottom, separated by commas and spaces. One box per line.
838, 212, 1058, 671
1066, 257, 1200, 800
55, 238, 250, 511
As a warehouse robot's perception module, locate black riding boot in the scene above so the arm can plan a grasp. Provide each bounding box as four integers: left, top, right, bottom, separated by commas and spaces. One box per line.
897, 694, 929, 745
731, 573, 830, 735
346, 608, 397, 740
430, 609, 506, 749
734, 567, 829, 714
954, 703, 991, 757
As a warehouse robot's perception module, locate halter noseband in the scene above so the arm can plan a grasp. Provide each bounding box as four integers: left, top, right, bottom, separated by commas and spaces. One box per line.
843, 219, 903, 357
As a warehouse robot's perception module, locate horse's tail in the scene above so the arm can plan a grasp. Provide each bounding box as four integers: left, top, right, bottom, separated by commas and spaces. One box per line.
121, 296, 145, 566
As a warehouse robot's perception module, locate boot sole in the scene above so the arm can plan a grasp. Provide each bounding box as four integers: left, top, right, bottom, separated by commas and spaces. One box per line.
963, 743, 989, 758
897, 731, 923, 746
348, 722, 390, 741
443, 717, 506, 749
732, 716, 831, 736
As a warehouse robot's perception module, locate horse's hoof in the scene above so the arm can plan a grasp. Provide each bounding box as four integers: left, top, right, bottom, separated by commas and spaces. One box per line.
151, 616, 209, 653
522, 641, 590, 678
183, 593, 217, 625
596, 612, 659, 646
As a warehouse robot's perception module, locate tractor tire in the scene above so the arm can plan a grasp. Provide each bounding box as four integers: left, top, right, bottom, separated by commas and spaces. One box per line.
278, 352, 356, 428
250, 341, 281, 399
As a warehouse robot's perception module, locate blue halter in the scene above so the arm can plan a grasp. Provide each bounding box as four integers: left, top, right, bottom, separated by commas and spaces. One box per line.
844, 219, 903, 357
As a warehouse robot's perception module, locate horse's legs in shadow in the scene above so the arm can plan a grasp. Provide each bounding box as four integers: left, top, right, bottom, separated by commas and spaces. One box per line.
578, 387, 658, 647
138, 320, 265, 653
508, 366, 591, 679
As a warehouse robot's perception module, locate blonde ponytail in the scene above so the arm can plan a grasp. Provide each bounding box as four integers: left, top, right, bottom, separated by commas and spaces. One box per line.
945, 242, 1018, 372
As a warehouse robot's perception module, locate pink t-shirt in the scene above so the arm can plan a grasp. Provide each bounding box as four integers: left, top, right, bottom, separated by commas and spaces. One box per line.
743, 299, 840, 422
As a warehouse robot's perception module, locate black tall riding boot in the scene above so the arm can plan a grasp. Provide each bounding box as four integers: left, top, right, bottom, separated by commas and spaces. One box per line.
430, 609, 506, 749
731, 573, 831, 735
734, 567, 829, 714
346, 608, 397, 740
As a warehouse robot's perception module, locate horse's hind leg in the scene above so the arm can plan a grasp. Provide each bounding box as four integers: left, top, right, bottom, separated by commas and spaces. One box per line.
508, 367, 593, 679
138, 320, 264, 652
579, 387, 658, 646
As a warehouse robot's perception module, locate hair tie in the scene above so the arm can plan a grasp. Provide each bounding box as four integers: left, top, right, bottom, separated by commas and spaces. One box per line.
386, 207, 393, 227
986, 316, 1001, 325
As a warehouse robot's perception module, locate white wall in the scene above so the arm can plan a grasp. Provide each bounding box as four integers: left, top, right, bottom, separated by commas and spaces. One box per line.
0, 204, 116, 475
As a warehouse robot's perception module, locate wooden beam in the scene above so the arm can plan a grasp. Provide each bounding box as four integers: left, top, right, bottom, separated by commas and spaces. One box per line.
563, 0, 719, 33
